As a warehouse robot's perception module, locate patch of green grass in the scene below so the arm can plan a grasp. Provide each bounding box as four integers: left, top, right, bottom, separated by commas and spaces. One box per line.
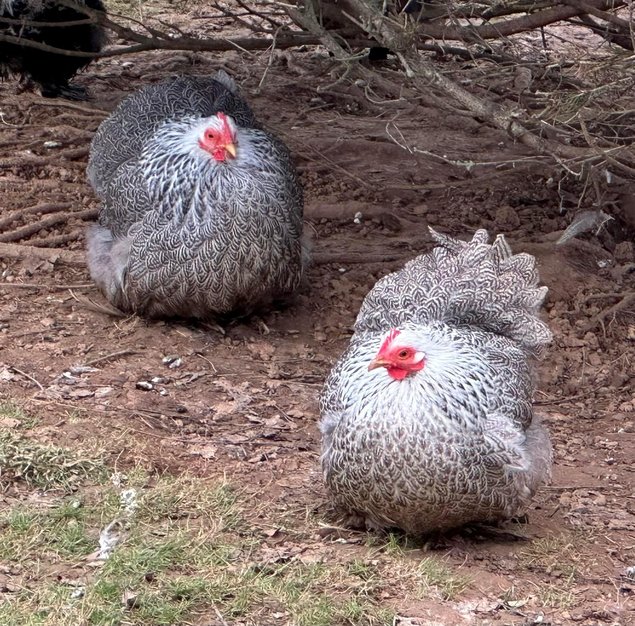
223, 560, 392, 626
65, 408, 87, 424
83, 507, 391, 625
498, 584, 530, 610
135, 473, 242, 531
348, 559, 377, 580
0, 431, 105, 491
519, 535, 581, 580
368, 531, 422, 554
417, 556, 471, 600
365, 533, 471, 602
519, 534, 584, 610
0, 469, 395, 626
0, 582, 82, 626
0, 400, 38, 428
382, 532, 406, 554
534, 581, 576, 610
0, 499, 96, 562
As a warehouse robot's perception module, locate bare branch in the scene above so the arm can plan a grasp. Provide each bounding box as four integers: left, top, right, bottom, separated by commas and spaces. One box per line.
0, 31, 320, 58
0, 242, 84, 266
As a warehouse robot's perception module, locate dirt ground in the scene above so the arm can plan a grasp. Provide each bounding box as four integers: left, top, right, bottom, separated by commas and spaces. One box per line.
1, 4, 635, 625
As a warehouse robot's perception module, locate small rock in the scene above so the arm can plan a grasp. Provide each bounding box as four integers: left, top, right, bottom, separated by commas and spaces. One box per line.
583, 332, 599, 349
495, 205, 520, 229
69, 366, 99, 375
68, 388, 95, 399
162, 355, 182, 368
614, 241, 634, 263
94, 387, 114, 398
121, 589, 139, 610
135, 381, 153, 391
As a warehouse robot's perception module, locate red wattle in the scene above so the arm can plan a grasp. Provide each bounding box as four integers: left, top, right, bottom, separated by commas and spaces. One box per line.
387, 367, 409, 381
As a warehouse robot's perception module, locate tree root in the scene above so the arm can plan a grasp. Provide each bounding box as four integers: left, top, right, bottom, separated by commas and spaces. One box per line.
31, 231, 85, 248
0, 242, 84, 267
0, 202, 72, 231
583, 291, 635, 332
1, 147, 89, 170
0, 209, 97, 243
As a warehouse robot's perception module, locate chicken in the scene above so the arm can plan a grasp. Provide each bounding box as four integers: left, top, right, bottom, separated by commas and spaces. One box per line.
320, 228, 553, 535
86, 71, 305, 319
0, 0, 106, 99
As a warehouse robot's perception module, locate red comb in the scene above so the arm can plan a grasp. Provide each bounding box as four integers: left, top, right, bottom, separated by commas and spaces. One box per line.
378, 328, 400, 355
216, 112, 232, 138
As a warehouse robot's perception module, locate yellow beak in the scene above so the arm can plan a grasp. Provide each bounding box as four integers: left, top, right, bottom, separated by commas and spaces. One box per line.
368, 357, 390, 371
224, 143, 237, 158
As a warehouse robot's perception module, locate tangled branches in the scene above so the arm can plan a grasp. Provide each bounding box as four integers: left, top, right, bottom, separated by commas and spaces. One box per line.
283, 0, 635, 219
1, 1, 634, 223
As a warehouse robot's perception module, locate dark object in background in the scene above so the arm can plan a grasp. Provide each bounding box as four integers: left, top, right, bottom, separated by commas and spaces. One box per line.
368, 0, 426, 62
0, 0, 107, 99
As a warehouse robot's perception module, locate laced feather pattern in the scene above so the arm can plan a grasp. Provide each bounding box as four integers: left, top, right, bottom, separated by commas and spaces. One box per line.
86, 72, 305, 319
320, 228, 553, 535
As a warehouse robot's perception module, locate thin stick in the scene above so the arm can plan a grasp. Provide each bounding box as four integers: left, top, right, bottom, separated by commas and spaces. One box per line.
256, 26, 282, 92
9, 366, 44, 391
584, 292, 635, 331
0, 283, 93, 290
313, 251, 413, 264
83, 350, 137, 367
31, 231, 84, 248
212, 604, 230, 626
0, 30, 320, 59
30, 100, 109, 116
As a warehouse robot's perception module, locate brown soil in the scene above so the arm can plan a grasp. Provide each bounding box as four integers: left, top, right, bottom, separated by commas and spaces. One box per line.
1, 7, 634, 625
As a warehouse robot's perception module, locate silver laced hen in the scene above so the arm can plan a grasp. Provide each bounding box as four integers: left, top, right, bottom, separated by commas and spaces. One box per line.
320, 228, 553, 535
86, 71, 304, 319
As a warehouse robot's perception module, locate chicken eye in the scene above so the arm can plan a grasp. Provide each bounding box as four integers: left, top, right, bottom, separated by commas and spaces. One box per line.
204, 128, 217, 141
397, 349, 410, 360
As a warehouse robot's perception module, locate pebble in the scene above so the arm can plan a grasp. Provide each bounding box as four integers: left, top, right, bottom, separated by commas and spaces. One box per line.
614, 241, 634, 263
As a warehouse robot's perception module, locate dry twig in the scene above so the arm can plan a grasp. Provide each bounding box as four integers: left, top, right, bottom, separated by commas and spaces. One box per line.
9, 365, 44, 391
0, 242, 84, 266
584, 291, 635, 331
0, 209, 97, 243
